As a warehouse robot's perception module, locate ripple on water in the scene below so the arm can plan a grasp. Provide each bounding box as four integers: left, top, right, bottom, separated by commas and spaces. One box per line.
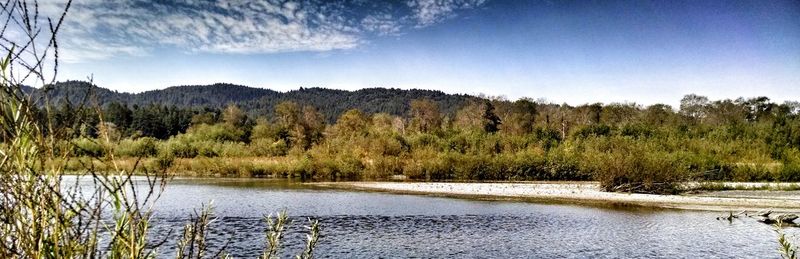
63, 177, 793, 258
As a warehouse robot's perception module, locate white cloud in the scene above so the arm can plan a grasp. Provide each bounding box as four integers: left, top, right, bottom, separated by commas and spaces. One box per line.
29, 0, 490, 63
361, 14, 403, 36
406, 0, 487, 27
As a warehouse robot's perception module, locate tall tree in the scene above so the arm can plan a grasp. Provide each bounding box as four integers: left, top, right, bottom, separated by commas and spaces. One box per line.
680, 94, 709, 122
104, 102, 132, 134
334, 109, 368, 138
222, 104, 248, 127
409, 99, 441, 133
482, 101, 502, 133
502, 99, 537, 135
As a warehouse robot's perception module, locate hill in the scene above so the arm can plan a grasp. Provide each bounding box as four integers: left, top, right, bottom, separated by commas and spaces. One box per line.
31, 81, 479, 122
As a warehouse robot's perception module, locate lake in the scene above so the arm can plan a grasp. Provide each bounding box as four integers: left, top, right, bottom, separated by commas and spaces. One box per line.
103, 177, 793, 258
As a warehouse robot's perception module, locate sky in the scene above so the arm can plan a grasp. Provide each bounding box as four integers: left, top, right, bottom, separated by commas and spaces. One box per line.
34, 0, 800, 106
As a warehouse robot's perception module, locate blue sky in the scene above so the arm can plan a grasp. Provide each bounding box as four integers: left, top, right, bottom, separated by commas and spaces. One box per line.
44, 0, 800, 106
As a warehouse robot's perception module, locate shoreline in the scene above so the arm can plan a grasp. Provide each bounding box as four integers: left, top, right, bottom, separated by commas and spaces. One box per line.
311, 181, 800, 212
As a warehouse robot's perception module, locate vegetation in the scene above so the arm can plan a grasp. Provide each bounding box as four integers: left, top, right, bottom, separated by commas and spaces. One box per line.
30, 80, 478, 123
47, 86, 800, 193
0, 1, 319, 257
775, 221, 798, 259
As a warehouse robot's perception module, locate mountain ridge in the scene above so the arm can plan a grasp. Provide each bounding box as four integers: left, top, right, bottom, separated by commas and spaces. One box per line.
31, 80, 480, 122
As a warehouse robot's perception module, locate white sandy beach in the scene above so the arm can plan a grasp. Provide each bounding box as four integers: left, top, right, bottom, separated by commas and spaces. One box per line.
314, 182, 800, 212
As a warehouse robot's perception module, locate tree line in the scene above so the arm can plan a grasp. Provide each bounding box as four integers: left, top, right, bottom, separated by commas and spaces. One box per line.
36, 88, 800, 194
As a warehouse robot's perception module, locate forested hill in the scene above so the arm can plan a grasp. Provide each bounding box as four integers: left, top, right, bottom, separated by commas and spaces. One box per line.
31, 81, 277, 108
247, 87, 479, 122
32, 80, 479, 121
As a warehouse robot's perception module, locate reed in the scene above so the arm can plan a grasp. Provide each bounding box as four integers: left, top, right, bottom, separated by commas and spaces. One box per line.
0, 1, 321, 257
775, 221, 798, 259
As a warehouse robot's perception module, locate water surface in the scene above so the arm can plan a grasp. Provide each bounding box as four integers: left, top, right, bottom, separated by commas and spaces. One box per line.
94, 177, 796, 258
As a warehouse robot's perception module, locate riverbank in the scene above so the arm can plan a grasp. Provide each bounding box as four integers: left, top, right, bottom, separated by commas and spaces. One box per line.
312, 181, 800, 212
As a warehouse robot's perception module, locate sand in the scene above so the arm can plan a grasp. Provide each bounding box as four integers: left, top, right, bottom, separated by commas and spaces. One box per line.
312, 181, 800, 212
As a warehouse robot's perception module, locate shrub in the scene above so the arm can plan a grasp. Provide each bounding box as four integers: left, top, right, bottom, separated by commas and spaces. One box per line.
363, 156, 403, 179
72, 138, 105, 157
187, 123, 245, 142
250, 138, 289, 157
533, 127, 562, 150
162, 135, 198, 158
115, 137, 158, 157
574, 124, 612, 138
584, 138, 687, 194
545, 146, 588, 180
620, 123, 653, 138
780, 162, 800, 182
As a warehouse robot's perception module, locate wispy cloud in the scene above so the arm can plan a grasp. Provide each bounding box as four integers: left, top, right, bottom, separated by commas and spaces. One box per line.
361, 14, 403, 36
406, 0, 487, 27
36, 0, 489, 63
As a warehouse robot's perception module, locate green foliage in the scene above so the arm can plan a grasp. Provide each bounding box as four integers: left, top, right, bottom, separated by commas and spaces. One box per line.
51, 81, 800, 194
410, 99, 442, 133
162, 135, 199, 158
72, 137, 106, 157
188, 123, 246, 142
775, 221, 798, 259
2, 4, 326, 257
620, 123, 653, 138
74, 94, 800, 194
581, 137, 687, 194
115, 137, 159, 157
575, 124, 612, 138
250, 138, 290, 157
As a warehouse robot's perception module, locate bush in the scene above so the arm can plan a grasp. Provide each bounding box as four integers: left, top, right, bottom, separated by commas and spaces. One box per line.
363, 156, 403, 179
250, 138, 289, 157
780, 161, 800, 182
72, 138, 105, 157
545, 146, 588, 180
115, 137, 158, 157
161, 135, 198, 158
187, 123, 245, 142
620, 123, 653, 138
402, 148, 449, 180
533, 127, 562, 150
574, 124, 612, 138
583, 137, 687, 194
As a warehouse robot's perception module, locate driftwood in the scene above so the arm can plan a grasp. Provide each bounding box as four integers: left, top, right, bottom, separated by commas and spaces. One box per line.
724, 210, 799, 227
755, 213, 798, 225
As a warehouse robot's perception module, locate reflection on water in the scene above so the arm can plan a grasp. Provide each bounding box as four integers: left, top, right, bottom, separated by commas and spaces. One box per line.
77, 177, 795, 258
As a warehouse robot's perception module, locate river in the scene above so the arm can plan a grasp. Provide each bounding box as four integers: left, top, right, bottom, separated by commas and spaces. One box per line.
93, 177, 794, 258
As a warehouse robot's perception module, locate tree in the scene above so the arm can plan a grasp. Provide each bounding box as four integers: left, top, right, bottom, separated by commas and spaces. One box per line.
370, 113, 394, 134
642, 104, 675, 126
679, 94, 709, 122
601, 103, 639, 126
482, 101, 501, 133
706, 99, 747, 126
131, 105, 168, 139
499, 99, 537, 135
333, 109, 368, 138
275, 101, 300, 129
162, 106, 194, 137
104, 102, 132, 134
222, 104, 247, 127
454, 101, 484, 132
740, 96, 775, 122
251, 117, 279, 140
272, 101, 325, 149
299, 105, 325, 149
409, 99, 441, 133
191, 107, 220, 125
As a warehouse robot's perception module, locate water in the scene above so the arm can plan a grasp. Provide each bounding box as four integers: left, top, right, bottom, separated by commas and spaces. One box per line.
91, 177, 796, 258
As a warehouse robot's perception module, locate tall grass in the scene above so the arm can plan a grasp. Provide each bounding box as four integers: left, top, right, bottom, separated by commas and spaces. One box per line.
0, 1, 321, 257
775, 221, 798, 259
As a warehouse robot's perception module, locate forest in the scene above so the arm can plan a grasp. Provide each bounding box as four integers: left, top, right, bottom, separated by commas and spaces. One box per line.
19, 82, 800, 194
